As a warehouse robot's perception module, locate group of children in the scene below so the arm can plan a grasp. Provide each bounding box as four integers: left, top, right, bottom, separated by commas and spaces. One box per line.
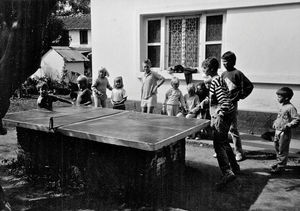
37, 67, 127, 111
35, 52, 300, 188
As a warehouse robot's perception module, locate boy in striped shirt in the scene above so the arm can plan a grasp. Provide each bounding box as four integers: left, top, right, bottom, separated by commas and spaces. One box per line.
202, 57, 240, 188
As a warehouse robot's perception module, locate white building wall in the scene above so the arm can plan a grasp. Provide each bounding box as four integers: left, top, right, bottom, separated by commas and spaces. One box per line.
69, 30, 92, 48
91, 0, 300, 112
34, 50, 65, 81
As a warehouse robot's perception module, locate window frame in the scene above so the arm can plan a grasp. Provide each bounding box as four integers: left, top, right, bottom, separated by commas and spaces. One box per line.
146, 17, 165, 70
143, 12, 225, 72
166, 15, 201, 69
201, 13, 225, 65
80, 30, 88, 45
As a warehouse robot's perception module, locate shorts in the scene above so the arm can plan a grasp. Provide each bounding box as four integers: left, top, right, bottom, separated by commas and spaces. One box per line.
141, 94, 157, 108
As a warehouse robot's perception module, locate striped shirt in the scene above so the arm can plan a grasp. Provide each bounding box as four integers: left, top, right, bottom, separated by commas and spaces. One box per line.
209, 75, 234, 115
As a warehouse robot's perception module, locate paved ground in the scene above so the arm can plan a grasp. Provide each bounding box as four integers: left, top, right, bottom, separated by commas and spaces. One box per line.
188, 133, 300, 211
0, 128, 300, 210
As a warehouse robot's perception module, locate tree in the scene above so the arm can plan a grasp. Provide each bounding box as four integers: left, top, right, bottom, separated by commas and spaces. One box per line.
0, 0, 57, 134
55, 0, 90, 16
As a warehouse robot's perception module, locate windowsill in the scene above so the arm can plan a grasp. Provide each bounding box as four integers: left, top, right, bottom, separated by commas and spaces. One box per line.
136, 70, 207, 81
136, 71, 300, 85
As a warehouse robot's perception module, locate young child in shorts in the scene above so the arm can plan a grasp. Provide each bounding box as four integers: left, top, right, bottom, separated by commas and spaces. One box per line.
271, 87, 300, 173
141, 59, 165, 113
111, 76, 127, 110
92, 67, 112, 108
162, 77, 186, 116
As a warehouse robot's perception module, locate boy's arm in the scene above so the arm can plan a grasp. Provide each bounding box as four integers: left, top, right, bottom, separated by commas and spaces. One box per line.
238, 72, 253, 100
54, 95, 73, 105
91, 79, 99, 92
107, 79, 113, 91
190, 96, 200, 113
213, 79, 231, 115
179, 92, 187, 110
286, 107, 300, 129
152, 72, 165, 94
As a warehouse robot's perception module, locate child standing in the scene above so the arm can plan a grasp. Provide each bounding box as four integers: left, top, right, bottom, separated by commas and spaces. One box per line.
36, 82, 73, 110
271, 87, 300, 173
76, 75, 92, 106
177, 83, 200, 119
141, 59, 165, 113
162, 77, 186, 116
92, 67, 113, 108
111, 76, 127, 110
221, 51, 253, 161
202, 57, 240, 188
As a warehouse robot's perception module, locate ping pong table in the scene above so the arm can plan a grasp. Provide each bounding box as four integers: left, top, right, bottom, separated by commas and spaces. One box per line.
4, 106, 210, 206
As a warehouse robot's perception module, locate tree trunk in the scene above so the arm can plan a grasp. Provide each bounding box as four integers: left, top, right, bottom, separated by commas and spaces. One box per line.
0, 0, 57, 132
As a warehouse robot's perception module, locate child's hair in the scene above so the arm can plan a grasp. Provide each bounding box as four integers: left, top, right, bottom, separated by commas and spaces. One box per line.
114, 76, 124, 88
77, 75, 88, 84
221, 51, 236, 65
143, 59, 151, 66
36, 82, 48, 91
202, 57, 219, 72
98, 67, 109, 77
276, 87, 294, 100
187, 83, 196, 95
170, 77, 180, 87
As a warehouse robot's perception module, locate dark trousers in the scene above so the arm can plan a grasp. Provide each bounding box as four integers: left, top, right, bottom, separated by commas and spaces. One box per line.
274, 130, 291, 167
211, 112, 239, 175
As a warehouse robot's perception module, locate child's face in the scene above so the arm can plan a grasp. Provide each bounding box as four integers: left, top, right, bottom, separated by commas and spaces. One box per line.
187, 87, 195, 96
143, 63, 151, 74
277, 94, 288, 104
115, 80, 122, 88
78, 81, 86, 90
99, 71, 106, 78
202, 66, 211, 77
196, 85, 203, 93
39, 87, 48, 96
171, 82, 179, 89
222, 59, 234, 70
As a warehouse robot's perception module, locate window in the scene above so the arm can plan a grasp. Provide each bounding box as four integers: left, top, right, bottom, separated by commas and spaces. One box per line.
205, 15, 223, 65
168, 16, 199, 68
144, 13, 223, 71
147, 20, 161, 68
80, 30, 88, 44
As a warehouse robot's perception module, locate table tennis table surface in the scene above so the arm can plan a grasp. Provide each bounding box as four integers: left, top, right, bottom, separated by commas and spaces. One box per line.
4, 107, 210, 151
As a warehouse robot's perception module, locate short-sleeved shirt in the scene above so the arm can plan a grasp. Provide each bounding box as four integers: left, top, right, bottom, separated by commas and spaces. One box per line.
76, 89, 92, 106
37, 95, 58, 110
184, 94, 200, 112
141, 71, 164, 100
111, 88, 127, 103
92, 77, 112, 97
165, 88, 185, 106
273, 103, 300, 131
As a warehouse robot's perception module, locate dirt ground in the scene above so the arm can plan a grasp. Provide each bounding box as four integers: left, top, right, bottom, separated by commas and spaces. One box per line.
0, 127, 299, 211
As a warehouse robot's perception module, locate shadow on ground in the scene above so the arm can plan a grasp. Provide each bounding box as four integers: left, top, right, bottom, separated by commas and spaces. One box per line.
1, 159, 273, 211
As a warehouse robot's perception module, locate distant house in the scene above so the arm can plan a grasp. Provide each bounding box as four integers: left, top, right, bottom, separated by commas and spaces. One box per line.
33, 15, 92, 80
60, 14, 92, 77
60, 14, 91, 56
33, 46, 89, 81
